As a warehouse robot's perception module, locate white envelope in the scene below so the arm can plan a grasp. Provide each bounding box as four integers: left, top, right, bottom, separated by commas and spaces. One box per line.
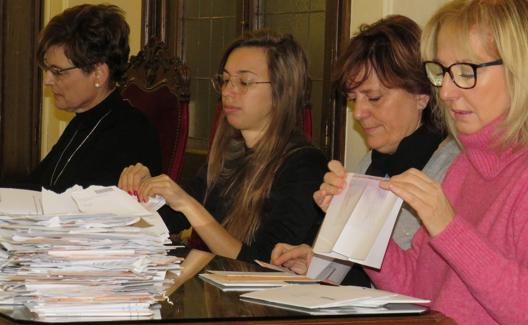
312, 173, 403, 269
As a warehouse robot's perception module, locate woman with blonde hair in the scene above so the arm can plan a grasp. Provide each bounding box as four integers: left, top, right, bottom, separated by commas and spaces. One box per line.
119, 30, 327, 262
273, 0, 528, 323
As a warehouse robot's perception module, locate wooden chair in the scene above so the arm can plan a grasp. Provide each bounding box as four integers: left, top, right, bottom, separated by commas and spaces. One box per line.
120, 38, 191, 181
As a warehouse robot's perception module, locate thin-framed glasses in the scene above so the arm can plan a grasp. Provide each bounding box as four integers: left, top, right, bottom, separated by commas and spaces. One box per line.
39, 63, 79, 77
423, 59, 503, 89
210, 73, 271, 94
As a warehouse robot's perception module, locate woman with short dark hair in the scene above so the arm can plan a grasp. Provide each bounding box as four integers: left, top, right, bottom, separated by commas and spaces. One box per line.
30, 4, 161, 192
272, 15, 460, 286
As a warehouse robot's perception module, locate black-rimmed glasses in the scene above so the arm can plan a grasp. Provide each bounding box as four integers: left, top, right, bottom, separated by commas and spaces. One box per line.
423, 59, 503, 89
39, 63, 79, 77
210, 73, 271, 94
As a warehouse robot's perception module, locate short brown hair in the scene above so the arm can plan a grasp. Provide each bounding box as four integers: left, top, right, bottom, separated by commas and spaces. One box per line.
334, 15, 440, 130
37, 4, 130, 85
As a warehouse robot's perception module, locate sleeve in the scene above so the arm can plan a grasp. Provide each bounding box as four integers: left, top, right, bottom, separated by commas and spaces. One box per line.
237, 147, 328, 262
428, 197, 528, 324
365, 228, 429, 296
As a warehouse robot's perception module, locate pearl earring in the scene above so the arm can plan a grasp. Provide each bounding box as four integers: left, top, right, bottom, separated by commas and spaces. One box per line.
95, 82, 100, 88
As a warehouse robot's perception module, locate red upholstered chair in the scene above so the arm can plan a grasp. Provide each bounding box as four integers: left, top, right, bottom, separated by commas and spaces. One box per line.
120, 38, 191, 181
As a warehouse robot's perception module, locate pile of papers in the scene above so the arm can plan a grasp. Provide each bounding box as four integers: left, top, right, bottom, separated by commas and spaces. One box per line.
0, 186, 182, 321
241, 284, 429, 315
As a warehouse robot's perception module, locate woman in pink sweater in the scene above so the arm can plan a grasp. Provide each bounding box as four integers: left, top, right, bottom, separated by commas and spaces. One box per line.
272, 1, 528, 323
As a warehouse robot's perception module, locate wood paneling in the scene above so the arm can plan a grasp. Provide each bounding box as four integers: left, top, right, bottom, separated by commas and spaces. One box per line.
322, 0, 350, 160
0, 0, 42, 181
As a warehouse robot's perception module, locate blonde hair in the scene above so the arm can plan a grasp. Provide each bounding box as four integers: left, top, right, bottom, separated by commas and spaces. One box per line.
421, 0, 528, 147
207, 30, 310, 244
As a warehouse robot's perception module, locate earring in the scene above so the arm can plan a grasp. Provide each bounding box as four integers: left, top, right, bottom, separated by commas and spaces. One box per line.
95, 82, 100, 88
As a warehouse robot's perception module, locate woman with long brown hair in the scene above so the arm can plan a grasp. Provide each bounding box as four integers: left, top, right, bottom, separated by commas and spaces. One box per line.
119, 30, 327, 262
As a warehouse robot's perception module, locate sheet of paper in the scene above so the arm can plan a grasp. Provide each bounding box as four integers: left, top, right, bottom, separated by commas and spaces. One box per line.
70, 186, 152, 216
254, 259, 293, 273
240, 284, 430, 309
199, 270, 318, 291
41, 186, 82, 215
0, 188, 42, 215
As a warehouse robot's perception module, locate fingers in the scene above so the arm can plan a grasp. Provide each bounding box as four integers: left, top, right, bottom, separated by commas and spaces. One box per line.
270, 243, 294, 263
118, 163, 151, 194
283, 259, 310, 275
328, 160, 346, 177
138, 174, 186, 209
379, 168, 454, 236
271, 244, 313, 268
137, 174, 172, 202
313, 189, 332, 212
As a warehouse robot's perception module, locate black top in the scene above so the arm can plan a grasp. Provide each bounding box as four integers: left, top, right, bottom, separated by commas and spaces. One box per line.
30, 90, 161, 192
161, 144, 328, 262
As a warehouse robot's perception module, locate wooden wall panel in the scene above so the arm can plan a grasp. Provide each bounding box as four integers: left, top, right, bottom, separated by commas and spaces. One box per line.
0, 0, 42, 181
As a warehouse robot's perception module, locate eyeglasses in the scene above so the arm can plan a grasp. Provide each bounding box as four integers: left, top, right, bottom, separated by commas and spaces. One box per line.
39, 63, 79, 77
210, 73, 271, 94
423, 59, 503, 89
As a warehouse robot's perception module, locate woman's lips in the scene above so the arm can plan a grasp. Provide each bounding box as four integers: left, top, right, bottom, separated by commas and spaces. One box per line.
362, 125, 381, 135
450, 109, 472, 118
223, 105, 240, 114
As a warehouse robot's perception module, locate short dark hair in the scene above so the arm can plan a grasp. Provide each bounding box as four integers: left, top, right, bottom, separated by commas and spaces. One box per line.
334, 15, 440, 130
37, 4, 130, 85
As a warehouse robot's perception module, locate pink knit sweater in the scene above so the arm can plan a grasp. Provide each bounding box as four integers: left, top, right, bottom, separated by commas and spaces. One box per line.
366, 121, 528, 324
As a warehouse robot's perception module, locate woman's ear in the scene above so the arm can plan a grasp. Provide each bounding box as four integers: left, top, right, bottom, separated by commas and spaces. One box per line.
93, 63, 110, 88
416, 94, 430, 111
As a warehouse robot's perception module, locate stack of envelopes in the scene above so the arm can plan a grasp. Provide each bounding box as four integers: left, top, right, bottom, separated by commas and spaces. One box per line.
0, 187, 182, 321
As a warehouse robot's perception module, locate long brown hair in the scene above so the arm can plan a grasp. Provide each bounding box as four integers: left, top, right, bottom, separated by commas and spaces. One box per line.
207, 30, 310, 244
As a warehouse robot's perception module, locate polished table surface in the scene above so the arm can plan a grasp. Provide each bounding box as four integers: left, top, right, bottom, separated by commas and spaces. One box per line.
0, 248, 456, 325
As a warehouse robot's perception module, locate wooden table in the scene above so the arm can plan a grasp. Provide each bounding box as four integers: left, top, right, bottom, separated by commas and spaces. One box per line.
0, 248, 456, 324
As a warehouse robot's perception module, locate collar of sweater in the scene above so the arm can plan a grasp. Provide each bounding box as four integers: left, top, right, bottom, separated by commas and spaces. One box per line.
74, 90, 118, 130
458, 119, 527, 179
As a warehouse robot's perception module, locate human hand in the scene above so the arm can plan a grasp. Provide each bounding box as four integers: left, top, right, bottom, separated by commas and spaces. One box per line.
137, 174, 194, 212
270, 243, 314, 275
118, 163, 152, 194
379, 168, 454, 237
313, 160, 347, 212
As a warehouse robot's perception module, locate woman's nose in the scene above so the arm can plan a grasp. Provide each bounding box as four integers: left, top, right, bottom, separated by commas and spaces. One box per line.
352, 100, 370, 121
43, 70, 55, 86
222, 80, 238, 97
438, 72, 459, 102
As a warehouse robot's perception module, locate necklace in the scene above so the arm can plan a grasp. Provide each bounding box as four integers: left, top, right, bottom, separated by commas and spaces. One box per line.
49, 110, 111, 187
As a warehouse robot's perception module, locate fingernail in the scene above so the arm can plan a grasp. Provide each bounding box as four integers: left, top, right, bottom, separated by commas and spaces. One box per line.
134, 190, 138, 196
128, 191, 133, 195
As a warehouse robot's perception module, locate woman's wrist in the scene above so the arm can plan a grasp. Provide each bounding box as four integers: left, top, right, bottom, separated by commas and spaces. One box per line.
179, 196, 212, 227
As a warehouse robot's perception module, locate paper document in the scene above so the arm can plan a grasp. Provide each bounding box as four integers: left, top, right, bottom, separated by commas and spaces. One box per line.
0, 188, 42, 215
199, 270, 318, 291
312, 173, 403, 269
240, 284, 429, 311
